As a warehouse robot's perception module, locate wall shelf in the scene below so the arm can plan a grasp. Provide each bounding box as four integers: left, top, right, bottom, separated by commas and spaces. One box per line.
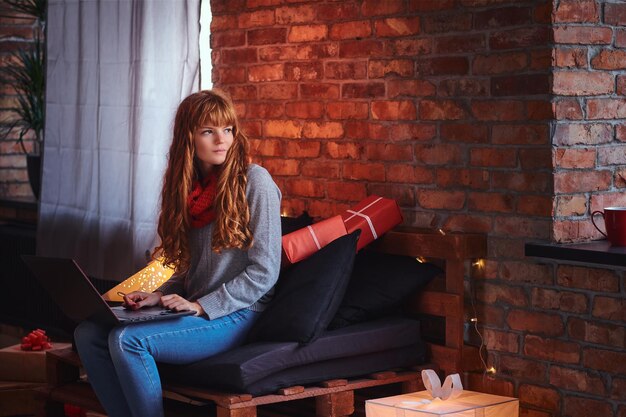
525, 240, 626, 268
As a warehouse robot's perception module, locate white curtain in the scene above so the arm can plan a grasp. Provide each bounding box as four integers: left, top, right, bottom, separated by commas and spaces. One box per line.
38, 0, 200, 281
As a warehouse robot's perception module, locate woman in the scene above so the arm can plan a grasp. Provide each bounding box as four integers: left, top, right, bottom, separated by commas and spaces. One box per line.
74, 90, 282, 417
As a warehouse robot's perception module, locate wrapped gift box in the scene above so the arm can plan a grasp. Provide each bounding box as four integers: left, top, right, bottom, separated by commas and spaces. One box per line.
0, 381, 45, 417
0, 343, 72, 382
366, 390, 519, 417
341, 196, 403, 251
282, 215, 347, 265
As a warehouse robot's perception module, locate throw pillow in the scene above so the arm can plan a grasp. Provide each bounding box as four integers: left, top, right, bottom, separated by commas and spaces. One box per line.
328, 250, 442, 330
280, 211, 313, 235
248, 230, 360, 344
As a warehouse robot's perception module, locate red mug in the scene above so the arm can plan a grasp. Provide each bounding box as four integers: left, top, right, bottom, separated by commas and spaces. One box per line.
591, 207, 626, 246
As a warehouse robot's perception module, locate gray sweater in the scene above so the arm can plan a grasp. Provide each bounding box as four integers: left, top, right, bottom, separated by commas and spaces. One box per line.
156, 164, 282, 320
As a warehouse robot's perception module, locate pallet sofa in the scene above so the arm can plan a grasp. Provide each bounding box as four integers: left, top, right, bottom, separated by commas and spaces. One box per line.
35, 227, 486, 417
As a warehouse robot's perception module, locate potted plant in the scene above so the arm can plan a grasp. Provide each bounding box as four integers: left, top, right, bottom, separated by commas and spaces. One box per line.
0, 0, 46, 198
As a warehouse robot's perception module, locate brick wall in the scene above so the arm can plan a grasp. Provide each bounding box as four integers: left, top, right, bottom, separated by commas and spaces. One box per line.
210, 0, 625, 416
0, 10, 38, 201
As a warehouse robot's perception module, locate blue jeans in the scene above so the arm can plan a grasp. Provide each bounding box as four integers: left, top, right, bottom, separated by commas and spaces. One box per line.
74, 308, 259, 417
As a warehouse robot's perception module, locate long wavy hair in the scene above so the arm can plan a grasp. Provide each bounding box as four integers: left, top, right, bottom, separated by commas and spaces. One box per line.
154, 90, 252, 273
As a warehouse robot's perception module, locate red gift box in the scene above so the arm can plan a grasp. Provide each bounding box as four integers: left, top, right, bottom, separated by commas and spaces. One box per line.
341, 196, 403, 251
282, 215, 347, 265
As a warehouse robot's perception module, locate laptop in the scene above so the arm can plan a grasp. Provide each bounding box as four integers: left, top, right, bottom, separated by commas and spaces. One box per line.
22, 255, 195, 327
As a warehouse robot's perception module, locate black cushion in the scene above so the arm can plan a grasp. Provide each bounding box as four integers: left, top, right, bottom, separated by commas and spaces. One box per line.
159, 317, 425, 395
247, 230, 360, 344
329, 250, 442, 330
280, 211, 313, 235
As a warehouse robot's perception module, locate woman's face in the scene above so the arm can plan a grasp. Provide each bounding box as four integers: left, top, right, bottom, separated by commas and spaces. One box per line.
193, 124, 234, 175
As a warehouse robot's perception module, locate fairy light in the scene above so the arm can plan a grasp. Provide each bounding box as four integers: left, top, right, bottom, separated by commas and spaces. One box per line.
469, 258, 494, 376
437, 228, 446, 236
416, 256, 428, 263
472, 258, 485, 269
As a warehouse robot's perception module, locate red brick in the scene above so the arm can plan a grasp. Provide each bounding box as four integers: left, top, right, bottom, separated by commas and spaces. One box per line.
592, 296, 626, 322
519, 147, 551, 170
475, 5, 532, 28
368, 184, 415, 207
554, 47, 587, 68
492, 124, 549, 145
471, 100, 524, 121
283, 179, 325, 198
591, 49, 626, 70
612, 378, 626, 401
388, 80, 436, 98
325, 142, 361, 159
494, 216, 551, 239
371, 100, 417, 121
499, 356, 547, 382
368, 59, 414, 78
361, 0, 404, 16
439, 79, 488, 97
553, 71, 614, 96
441, 124, 488, 144
507, 310, 564, 337
557, 265, 620, 292
482, 328, 519, 353
240, 120, 262, 137
327, 102, 368, 120
387, 38, 432, 56
302, 122, 344, 139
249, 138, 282, 157
247, 27, 286, 45
590, 191, 626, 211
470, 148, 516, 168
554, 0, 600, 23
374, 17, 420, 37
275, 5, 316, 24
524, 335, 580, 364
342, 82, 386, 99
339, 40, 384, 58
554, 26, 613, 44
584, 347, 626, 374
417, 190, 465, 210
211, 30, 246, 48
238, 10, 275, 28
605, 2, 626, 25
259, 45, 298, 61
284, 62, 323, 81
532, 288, 588, 314
555, 98, 584, 119
301, 161, 340, 179
221, 48, 258, 64
517, 195, 552, 216
259, 83, 298, 100
619, 75, 626, 95
365, 144, 414, 162
465, 374, 515, 398
553, 123, 612, 145
530, 48, 552, 70
300, 83, 339, 99
555, 195, 587, 216
435, 34, 485, 54
285, 101, 324, 119
564, 396, 612, 417
553, 219, 603, 243
442, 214, 492, 233
389, 124, 436, 142
492, 74, 550, 96
476, 281, 528, 307
568, 317, 624, 348
329, 21, 371, 40
422, 12, 472, 33
408, 0, 454, 12
492, 172, 551, 193
599, 145, 626, 166
472, 52, 527, 75
587, 99, 626, 119
618, 29, 626, 48
343, 162, 385, 181
280, 198, 305, 217
248, 64, 284, 82
419, 57, 469, 76
500, 261, 552, 285
246, 102, 284, 119
288, 25, 328, 43
264, 120, 302, 139
419, 100, 466, 120
415, 144, 463, 166
326, 181, 367, 202
553, 148, 595, 169
211, 15, 232, 32
214, 67, 246, 84
555, 170, 612, 193
316, 3, 360, 21
344, 121, 389, 140
386, 165, 433, 184
297, 44, 339, 60
467, 192, 513, 213
490, 27, 551, 49
526, 100, 553, 121
325, 62, 367, 80
262, 158, 300, 176
282, 141, 321, 158
518, 384, 560, 411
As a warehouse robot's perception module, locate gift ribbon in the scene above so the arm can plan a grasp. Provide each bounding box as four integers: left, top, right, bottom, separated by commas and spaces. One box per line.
20, 328, 53, 351
422, 369, 463, 400
345, 197, 383, 239
306, 225, 322, 250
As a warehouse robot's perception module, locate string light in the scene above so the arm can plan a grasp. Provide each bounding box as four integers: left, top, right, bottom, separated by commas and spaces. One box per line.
416, 256, 428, 263
469, 258, 494, 376
437, 228, 446, 236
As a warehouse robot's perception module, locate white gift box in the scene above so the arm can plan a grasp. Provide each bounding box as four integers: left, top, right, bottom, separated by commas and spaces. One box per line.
366, 390, 519, 417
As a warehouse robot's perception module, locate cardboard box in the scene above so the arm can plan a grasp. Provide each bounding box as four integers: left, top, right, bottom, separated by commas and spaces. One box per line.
282, 215, 347, 265
366, 390, 519, 417
0, 343, 72, 382
341, 196, 403, 251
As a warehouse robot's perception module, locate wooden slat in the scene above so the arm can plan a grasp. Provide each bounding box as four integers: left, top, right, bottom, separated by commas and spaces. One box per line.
427, 343, 462, 375
278, 386, 304, 396
406, 291, 463, 318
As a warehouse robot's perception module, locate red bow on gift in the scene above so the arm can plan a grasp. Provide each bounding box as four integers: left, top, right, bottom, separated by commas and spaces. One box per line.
20, 329, 53, 351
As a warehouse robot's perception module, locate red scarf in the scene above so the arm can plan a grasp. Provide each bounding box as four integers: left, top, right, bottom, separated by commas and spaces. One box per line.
188, 173, 218, 228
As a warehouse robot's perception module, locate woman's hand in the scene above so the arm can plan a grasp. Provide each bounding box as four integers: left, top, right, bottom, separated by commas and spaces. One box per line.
161, 294, 205, 316
123, 291, 162, 310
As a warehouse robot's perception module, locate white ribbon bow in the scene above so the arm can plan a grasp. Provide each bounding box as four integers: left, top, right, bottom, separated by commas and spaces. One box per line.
421, 369, 463, 400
